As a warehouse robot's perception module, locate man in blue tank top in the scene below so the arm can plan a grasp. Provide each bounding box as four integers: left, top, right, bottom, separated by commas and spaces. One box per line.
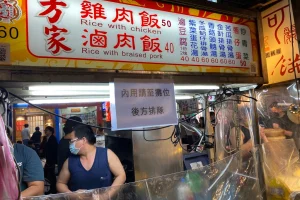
56, 125, 126, 195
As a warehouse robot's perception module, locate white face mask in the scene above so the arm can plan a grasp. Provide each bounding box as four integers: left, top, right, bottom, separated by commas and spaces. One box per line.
69, 140, 82, 155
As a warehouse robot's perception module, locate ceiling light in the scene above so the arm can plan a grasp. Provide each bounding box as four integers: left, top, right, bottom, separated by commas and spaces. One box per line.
175, 95, 193, 100
30, 91, 109, 96
29, 98, 110, 104
29, 85, 110, 91
174, 85, 219, 90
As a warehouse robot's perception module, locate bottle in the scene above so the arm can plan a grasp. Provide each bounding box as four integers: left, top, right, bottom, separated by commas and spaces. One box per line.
177, 177, 194, 200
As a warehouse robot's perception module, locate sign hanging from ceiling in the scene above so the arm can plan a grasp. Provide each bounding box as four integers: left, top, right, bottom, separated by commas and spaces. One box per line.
0, 0, 259, 74
110, 79, 177, 130
261, 0, 300, 84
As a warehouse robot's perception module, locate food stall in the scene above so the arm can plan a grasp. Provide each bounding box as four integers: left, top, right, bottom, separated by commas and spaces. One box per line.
0, 0, 277, 199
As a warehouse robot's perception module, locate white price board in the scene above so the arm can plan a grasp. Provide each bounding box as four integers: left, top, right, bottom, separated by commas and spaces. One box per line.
110, 79, 178, 131
27, 0, 253, 68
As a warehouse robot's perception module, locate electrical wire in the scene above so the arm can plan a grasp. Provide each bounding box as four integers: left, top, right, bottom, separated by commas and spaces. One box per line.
142, 127, 175, 142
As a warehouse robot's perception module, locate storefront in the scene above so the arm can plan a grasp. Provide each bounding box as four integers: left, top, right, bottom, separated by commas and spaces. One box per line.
2, 0, 297, 199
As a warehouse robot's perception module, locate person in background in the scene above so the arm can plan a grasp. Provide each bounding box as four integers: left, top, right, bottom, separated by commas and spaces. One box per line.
57, 125, 126, 194
44, 126, 58, 194
58, 116, 82, 174
27, 140, 38, 155
17, 141, 22, 144
39, 135, 47, 158
21, 124, 30, 146
31, 127, 42, 148
266, 102, 294, 138
6, 127, 44, 197
105, 101, 111, 128
95, 127, 105, 148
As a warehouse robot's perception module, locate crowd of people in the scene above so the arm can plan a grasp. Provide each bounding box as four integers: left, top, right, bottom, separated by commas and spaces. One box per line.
8, 116, 126, 198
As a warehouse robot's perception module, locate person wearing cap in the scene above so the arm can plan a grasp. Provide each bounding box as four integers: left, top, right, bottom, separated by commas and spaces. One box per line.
57, 116, 82, 174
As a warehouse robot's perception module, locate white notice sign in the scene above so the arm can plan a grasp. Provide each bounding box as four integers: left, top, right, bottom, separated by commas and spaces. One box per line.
27, 0, 253, 68
110, 79, 178, 131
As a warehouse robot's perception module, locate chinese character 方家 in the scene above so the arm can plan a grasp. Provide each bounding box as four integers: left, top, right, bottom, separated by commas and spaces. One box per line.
139, 11, 160, 28
178, 18, 186, 26
266, 52, 271, 58
131, 89, 137, 97
139, 89, 146, 97
208, 22, 214, 29
122, 89, 129, 97
44, 25, 72, 55
114, 33, 135, 49
112, 7, 133, 24
81, 1, 107, 20
163, 89, 170, 96
276, 48, 281, 55
284, 25, 297, 44
201, 46, 207, 51
38, 0, 67, 23
140, 35, 162, 52
271, 50, 276, 56
157, 106, 164, 115
236, 52, 241, 59
199, 36, 206, 41
132, 107, 139, 116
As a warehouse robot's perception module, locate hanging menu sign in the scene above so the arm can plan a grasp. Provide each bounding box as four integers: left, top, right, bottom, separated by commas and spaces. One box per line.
26, 0, 253, 68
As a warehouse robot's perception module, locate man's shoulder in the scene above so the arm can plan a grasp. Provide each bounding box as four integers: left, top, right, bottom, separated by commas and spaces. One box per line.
14, 143, 37, 158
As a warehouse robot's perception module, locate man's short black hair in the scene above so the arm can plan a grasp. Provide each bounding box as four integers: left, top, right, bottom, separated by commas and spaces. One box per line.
45, 126, 54, 135
35, 127, 40, 131
64, 116, 83, 135
24, 124, 29, 128
74, 125, 96, 145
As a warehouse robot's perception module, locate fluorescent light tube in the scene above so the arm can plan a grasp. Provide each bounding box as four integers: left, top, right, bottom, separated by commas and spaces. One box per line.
30, 91, 109, 96
29, 85, 110, 91
175, 85, 219, 90
29, 98, 110, 104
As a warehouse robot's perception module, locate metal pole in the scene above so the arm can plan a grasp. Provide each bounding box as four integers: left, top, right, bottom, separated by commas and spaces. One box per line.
249, 89, 267, 199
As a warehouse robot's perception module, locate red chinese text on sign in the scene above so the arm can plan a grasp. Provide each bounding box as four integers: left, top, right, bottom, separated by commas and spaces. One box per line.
140, 35, 162, 52
44, 25, 72, 55
81, 1, 107, 20
139, 11, 161, 28
114, 33, 135, 50
112, 7, 134, 24
38, 0, 67, 23
272, 54, 300, 76
82, 29, 107, 48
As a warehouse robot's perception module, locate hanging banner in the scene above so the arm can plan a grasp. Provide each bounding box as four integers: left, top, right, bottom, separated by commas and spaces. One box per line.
261, 0, 300, 84
0, 0, 259, 73
110, 79, 177, 130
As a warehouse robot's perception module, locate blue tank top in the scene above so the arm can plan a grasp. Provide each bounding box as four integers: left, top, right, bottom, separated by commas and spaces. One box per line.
68, 147, 112, 191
